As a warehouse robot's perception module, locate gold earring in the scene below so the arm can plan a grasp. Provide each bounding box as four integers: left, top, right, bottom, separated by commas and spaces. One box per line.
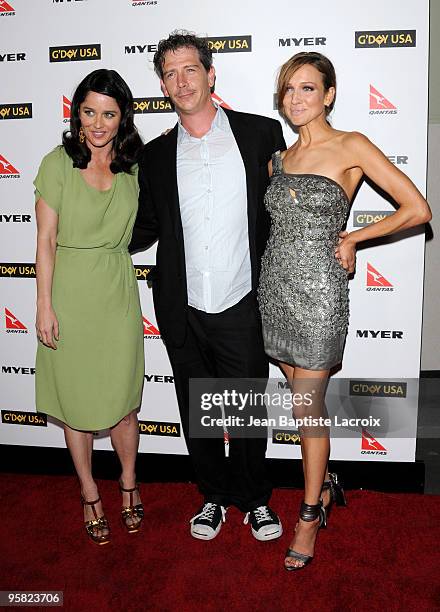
79, 127, 85, 143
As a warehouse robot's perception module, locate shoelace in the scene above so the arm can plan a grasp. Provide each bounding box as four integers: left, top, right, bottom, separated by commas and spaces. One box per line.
243, 505, 272, 525
190, 503, 226, 524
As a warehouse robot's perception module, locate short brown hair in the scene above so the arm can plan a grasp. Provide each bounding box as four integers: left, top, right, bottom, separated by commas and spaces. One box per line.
153, 30, 213, 79
277, 52, 336, 116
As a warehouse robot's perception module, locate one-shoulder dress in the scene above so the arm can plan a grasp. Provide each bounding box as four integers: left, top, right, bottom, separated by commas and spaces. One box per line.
258, 151, 350, 370
34, 147, 144, 430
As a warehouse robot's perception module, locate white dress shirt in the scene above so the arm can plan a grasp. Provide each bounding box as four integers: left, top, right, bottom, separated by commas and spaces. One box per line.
176, 105, 251, 313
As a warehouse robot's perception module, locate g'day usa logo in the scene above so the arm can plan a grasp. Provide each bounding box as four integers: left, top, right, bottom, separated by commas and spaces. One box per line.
0, 1, 15, 16
369, 85, 397, 115
350, 380, 407, 398
0, 263, 35, 278
139, 420, 180, 436
133, 97, 173, 114
0, 154, 20, 179
0, 103, 32, 120
1, 410, 47, 427
49, 44, 101, 63
4, 308, 28, 334
352, 211, 393, 227
355, 30, 416, 48
207, 36, 252, 53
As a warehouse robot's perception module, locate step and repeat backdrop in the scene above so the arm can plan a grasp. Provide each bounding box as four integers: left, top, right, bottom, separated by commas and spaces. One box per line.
0, 0, 429, 462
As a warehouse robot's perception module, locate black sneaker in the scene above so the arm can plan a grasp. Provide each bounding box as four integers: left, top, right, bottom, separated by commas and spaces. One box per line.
190, 502, 227, 540
244, 505, 283, 541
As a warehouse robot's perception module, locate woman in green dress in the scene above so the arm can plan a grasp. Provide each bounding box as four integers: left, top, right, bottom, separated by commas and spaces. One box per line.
34, 69, 145, 545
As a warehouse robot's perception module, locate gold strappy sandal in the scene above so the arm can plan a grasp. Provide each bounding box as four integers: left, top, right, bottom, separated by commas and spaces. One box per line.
81, 495, 110, 545
119, 481, 144, 533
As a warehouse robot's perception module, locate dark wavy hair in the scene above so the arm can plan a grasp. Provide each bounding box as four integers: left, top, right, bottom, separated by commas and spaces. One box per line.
62, 69, 143, 173
153, 29, 213, 78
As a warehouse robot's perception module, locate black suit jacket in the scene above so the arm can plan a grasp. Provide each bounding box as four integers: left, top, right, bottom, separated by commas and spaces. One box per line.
129, 108, 286, 347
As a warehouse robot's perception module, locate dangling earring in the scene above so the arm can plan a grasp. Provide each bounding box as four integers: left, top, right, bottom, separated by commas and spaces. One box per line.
79, 127, 85, 143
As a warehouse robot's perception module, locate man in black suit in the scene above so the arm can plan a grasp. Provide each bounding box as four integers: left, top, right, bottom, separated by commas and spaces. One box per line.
130, 31, 286, 541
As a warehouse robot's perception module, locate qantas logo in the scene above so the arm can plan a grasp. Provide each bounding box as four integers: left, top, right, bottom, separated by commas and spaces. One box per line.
5, 308, 28, 333
211, 92, 232, 110
63, 95, 71, 121
131, 0, 158, 5
0, 1, 15, 15
0, 154, 20, 178
369, 85, 397, 115
142, 316, 160, 338
361, 429, 387, 455
366, 263, 393, 292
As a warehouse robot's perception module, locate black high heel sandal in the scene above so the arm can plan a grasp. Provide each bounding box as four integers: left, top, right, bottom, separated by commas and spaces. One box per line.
119, 481, 144, 533
284, 500, 326, 571
321, 472, 347, 521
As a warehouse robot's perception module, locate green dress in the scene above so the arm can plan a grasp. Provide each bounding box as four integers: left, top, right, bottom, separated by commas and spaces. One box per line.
34, 146, 144, 431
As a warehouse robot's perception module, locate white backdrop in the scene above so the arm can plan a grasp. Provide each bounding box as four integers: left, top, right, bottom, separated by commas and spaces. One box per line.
0, 0, 429, 462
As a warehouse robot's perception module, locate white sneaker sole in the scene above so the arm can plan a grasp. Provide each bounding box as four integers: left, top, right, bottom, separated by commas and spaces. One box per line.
251, 524, 283, 541
190, 523, 222, 540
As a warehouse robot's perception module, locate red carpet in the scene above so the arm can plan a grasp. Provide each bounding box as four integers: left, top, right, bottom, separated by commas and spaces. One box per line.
1, 474, 439, 611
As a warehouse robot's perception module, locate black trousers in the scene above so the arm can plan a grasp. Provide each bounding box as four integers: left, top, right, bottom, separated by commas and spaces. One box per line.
165, 292, 272, 512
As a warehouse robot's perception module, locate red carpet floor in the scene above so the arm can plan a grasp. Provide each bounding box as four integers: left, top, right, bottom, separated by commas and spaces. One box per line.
1, 473, 439, 612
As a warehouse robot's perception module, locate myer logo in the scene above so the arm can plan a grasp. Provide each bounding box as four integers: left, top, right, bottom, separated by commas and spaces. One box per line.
0, 103, 32, 120
355, 30, 416, 48
133, 97, 173, 114
138, 420, 180, 436
2, 366, 35, 375
0, 214, 31, 223
0, 1, 15, 16
387, 155, 408, 165
350, 380, 407, 398
356, 330, 403, 339
0, 263, 35, 278
0, 52, 25, 62
279, 36, 326, 47
1, 410, 47, 427
134, 264, 155, 281
272, 429, 301, 445
49, 44, 101, 63
144, 374, 174, 383
53, 0, 86, 3
207, 36, 252, 53
124, 44, 157, 54
352, 210, 393, 227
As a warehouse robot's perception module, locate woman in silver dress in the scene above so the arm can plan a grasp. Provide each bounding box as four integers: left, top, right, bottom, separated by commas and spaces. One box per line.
257, 52, 431, 570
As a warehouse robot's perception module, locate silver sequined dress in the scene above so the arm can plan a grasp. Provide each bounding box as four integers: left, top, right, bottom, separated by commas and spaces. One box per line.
258, 151, 350, 370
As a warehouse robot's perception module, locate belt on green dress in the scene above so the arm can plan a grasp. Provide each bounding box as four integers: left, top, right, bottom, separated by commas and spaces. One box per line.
56, 246, 135, 315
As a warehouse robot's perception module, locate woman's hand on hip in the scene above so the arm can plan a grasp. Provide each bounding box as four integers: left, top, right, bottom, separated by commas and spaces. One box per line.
335, 231, 356, 273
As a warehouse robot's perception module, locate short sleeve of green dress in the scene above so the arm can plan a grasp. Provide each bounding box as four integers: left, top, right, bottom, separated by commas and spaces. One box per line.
34, 147, 64, 213
34, 147, 144, 431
